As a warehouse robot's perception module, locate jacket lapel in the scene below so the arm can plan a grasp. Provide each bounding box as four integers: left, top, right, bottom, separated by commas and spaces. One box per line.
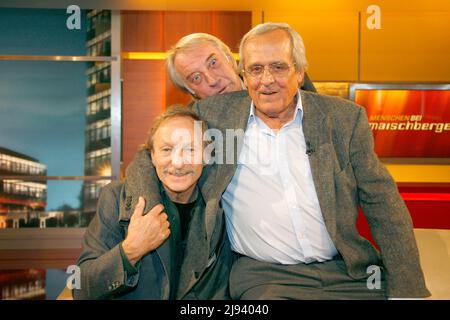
176, 198, 207, 299
155, 234, 173, 299
119, 150, 172, 298
301, 91, 337, 240
203, 94, 251, 242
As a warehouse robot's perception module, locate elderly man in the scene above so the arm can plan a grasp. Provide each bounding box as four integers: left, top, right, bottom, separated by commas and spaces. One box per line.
166, 32, 316, 100
125, 23, 430, 299
73, 106, 231, 299
188, 23, 430, 299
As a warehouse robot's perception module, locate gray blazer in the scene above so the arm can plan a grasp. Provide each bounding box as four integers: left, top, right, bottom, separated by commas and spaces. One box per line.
188, 90, 430, 298
73, 153, 232, 299
121, 90, 430, 298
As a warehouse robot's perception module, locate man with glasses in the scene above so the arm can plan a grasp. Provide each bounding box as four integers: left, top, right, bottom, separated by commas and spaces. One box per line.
188, 22, 429, 299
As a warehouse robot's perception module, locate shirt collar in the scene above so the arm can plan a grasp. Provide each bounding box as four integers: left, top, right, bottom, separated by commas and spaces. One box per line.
248, 89, 304, 127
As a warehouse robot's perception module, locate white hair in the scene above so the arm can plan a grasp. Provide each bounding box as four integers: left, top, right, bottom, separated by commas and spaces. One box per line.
166, 33, 238, 97
239, 22, 309, 73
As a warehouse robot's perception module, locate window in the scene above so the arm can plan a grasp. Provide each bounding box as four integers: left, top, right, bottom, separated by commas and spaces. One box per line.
0, 8, 118, 230
87, 88, 111, 115
0, 8, 120, 298
86, 118, 111, 143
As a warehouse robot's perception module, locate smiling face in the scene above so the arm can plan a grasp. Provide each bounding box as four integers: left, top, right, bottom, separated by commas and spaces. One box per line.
243, 29, 304, 128
174, 43, 242, 99
151, 116, 204, 203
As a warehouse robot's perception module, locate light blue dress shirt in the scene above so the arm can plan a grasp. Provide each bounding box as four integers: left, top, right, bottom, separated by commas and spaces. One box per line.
222, 91, 338, 264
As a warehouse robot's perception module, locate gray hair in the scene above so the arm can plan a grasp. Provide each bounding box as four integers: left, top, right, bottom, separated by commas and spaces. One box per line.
239, 22, 309, 73
166, 33, 238, 97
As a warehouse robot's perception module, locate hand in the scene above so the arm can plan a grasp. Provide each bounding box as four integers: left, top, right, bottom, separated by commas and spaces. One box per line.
122, 197, 170, 266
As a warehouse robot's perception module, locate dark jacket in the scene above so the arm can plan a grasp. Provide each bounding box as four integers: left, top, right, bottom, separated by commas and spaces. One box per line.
73, 156, 232, 299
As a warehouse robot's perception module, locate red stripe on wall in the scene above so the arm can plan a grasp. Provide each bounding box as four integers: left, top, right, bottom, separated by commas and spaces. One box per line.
401, 193, 450, 201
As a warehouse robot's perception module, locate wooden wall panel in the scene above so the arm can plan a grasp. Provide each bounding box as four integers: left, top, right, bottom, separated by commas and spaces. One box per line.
122, 11, 164, 52
122, 11, 251, 52
163, 11, 214, 48
162, 11, 251, 52
122, 60, 166, 169
165, 78, 193, 107
211, 11, 252, 52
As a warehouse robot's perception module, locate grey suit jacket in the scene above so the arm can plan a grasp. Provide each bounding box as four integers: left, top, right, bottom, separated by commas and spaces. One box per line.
121, 90, 430, 298
73, 153, 232, 299
188, 90, 430, 298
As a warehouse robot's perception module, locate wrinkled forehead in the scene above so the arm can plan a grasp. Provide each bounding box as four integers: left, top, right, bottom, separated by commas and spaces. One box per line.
154, 117, 202, 145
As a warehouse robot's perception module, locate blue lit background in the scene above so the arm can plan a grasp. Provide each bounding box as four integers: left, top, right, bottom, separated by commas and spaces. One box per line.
0, 8, 87, 210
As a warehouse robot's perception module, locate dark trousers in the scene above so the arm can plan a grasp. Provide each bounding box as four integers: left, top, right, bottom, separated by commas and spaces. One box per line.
229, 254, 386, 300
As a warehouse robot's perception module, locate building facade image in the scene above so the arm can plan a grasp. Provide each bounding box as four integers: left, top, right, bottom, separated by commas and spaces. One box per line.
0, 147, 47, 229
82, 9, 112, 225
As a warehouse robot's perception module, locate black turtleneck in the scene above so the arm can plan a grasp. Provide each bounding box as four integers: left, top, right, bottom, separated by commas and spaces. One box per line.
174, 201, 196, 241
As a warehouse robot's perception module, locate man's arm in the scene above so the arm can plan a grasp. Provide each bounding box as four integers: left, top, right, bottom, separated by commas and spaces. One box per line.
73, 183, 170, 300
349, 107, 430, 298
72, 182, 139, 299
123, 149, 163, 214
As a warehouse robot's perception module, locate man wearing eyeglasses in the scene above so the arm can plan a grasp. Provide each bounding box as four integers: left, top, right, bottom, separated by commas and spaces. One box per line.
125, 23, 430, 299
189, 22, 430, 300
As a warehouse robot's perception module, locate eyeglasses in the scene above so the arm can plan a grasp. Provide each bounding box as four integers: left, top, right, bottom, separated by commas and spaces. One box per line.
243, 62, 296, 78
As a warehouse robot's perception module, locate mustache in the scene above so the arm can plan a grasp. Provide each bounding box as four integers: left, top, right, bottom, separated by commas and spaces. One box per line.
163, 168, 194, 176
